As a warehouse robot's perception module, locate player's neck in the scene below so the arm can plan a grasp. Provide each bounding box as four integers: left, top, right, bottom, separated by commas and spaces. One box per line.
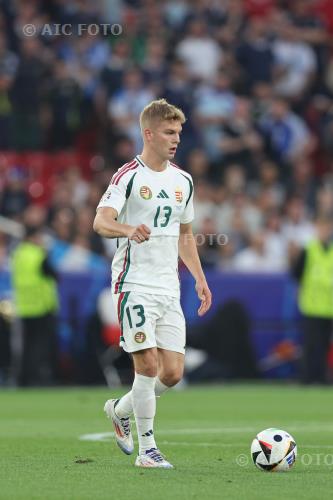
139, 150, 168, 172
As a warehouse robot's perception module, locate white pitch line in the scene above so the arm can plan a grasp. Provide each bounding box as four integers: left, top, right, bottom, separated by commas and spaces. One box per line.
159, 441, 333, 449
78, 431, 333, 449
158, 424, 333, 435
78, 428, 257, 441
160, 441, 236, 447
80, 432, 114, 441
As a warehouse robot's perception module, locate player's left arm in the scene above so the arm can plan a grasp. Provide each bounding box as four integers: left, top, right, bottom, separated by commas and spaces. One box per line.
179, 222, 212, 316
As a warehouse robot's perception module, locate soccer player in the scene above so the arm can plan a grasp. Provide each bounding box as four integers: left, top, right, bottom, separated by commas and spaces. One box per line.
93, 99, 212, 468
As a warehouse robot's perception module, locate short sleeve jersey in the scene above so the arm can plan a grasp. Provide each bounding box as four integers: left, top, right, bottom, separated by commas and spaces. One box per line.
97, 155, 194, 298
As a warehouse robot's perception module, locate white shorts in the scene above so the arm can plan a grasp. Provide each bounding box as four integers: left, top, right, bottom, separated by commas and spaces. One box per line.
112, 292, 186, 354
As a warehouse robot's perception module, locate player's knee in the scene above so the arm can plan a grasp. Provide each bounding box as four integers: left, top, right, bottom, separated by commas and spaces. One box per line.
161, 368, 183, 387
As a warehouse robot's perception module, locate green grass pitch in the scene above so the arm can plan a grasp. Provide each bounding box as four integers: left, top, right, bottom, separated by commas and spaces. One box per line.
0, 384, 333, 500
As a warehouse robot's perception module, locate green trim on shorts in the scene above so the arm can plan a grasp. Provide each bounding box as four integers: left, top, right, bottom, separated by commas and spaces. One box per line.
119, 291, 130, 332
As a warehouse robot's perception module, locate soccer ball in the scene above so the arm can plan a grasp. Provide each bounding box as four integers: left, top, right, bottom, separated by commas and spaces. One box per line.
251, 428, 297, 472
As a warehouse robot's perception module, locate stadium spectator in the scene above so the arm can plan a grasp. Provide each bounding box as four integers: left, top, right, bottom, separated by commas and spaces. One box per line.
263, 209, 288, 271
316, 185, 333, 217
215, 165, 262, 236
286, 157, 317, 210
282, 195, 315, 248
248, 160, 285, 207
232, 230, 285, 272
49, 208, 75, 244
218, 96, 263, 177
162, 58, 197, 160
47, 60, 83, 149
289, 0, 328, 73
162, 58, 193, 117
191, 179, 215, 235
0, 33, 18, 79
251, 81, 274, 122
108, 67, 155, 152
186, 148, 211, 183
141, 37, 167, 86
61, 166, 89, 207
11, 225, 59, 386
259, 97, 315, 163
194, 70, 236, 161
236, 16, 274, 89
196, 216, 220, 269
176, 18, 222, 81
99, 38, 131, 101
292, 215, 333, 384
215, 0, 245, 49
0, 33, 18, 148
0, 167, 29, 219
47, 180, 76, 227
272, 19, 317, 100
10, 37, 51, 150
75, 206, 105, 256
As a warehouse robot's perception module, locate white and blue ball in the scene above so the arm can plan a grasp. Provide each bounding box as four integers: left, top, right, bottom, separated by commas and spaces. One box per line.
251, 428, 297, 472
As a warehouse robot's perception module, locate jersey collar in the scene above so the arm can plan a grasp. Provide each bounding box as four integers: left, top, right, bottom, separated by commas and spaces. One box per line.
136, 155, 169, 173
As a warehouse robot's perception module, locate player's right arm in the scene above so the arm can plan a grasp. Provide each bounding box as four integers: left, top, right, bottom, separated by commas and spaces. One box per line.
94, 166, 151, 243
93, 207, 151, 243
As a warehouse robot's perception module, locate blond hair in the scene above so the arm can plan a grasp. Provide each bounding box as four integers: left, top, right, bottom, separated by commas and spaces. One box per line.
140, 99, 186, 131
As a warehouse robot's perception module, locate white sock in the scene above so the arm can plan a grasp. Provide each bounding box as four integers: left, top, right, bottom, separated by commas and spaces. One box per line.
114, 377, 170, 418
154, 378, 169, 397
114, 392, 133, 418
131, 373, 157, 454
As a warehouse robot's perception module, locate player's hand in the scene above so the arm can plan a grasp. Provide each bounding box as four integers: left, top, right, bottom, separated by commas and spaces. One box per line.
128, 224, 151, 244
195, 279, 212, 316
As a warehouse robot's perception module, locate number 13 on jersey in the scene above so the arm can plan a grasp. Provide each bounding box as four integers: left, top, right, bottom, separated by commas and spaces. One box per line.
154, 205, 172, 227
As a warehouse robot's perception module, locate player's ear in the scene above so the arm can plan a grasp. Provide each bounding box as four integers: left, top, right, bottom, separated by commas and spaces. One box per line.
143, 128, 153, 142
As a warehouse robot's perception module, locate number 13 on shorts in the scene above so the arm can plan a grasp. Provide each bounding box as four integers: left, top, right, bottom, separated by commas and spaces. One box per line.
126, 304, 146, 328
112, 292, 186, 355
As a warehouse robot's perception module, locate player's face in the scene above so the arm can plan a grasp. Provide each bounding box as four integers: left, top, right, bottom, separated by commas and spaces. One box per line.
149, 120, 182, 160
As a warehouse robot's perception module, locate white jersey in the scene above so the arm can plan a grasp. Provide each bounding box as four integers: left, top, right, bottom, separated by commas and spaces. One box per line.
97, 155, 194, 298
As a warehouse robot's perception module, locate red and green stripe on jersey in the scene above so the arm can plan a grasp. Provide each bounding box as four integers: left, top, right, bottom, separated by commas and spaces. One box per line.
111, 161, 139, 294
111, 159, 139, 185
114, 241, 131, 293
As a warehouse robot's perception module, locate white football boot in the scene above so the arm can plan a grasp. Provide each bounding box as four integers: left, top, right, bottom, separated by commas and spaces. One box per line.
104, 399, 134, 455
135, 448, 173, 469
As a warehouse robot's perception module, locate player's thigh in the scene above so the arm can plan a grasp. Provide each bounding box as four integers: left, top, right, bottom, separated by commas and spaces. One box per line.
155, 298, 186, 356
112, 292, 158, 353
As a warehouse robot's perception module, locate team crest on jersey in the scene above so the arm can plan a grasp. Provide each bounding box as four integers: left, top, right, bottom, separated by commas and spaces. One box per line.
134, 332, 146, 343
140, 186, 152, 200
175, 187, 183, 203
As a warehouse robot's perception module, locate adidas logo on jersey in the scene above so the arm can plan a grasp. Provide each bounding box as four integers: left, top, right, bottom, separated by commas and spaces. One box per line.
157, 190, 169, 198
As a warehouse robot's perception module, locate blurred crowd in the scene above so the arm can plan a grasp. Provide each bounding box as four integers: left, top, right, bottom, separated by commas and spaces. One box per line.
1, 0, 333, 272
